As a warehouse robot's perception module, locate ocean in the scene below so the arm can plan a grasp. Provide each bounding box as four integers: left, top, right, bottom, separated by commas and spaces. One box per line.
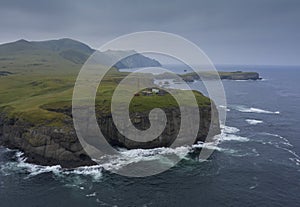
1, 65, 300, 206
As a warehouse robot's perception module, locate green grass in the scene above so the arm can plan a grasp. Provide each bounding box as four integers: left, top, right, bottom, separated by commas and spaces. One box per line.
0, 66, 211, 127
0, 40, 211, 127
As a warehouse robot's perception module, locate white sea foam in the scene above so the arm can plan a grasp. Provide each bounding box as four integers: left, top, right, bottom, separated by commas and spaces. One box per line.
0, 147, 14, 152
221, 125, 240, 134
0, 125, 249, 179
249, 183, 259, 190
260, 132, 293, 147
86, 192, 97, 197
245, 119, 263, 125
259, 132, 300, 167
221, 134, 249, 142
94, 146, 193, 172
192, 141, 236, 153
233, 105, 280, 114
289, 158, 300, 166
1, 142, 235, 179
276, 146, 300, 167
1, 147, 193, 179
219, 105, 230, 112
0, 152, 104, 180
217, 125, 249, 142
64, 166, 103, 180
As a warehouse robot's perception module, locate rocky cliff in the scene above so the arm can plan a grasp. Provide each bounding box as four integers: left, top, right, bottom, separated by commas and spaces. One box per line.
181, 71, 261, 82
0, 38, 220, 168
0, 103, 220, 168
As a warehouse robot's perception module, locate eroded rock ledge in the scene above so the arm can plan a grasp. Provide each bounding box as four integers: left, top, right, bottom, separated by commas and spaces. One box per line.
0, 103, 220, 168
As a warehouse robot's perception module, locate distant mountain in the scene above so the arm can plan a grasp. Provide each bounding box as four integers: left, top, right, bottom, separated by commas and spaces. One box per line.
103, 50, 161, 68
0, 38, 94, 55
0, 38, 161, 69
31, 38, 95, 54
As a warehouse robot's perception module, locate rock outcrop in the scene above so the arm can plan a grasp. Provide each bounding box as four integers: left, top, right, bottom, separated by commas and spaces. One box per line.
0, 38, 220, 168
219, 71, 260, 80
0, 112, 94, 167
0, 103, 220, 168
181, 71, 261, 82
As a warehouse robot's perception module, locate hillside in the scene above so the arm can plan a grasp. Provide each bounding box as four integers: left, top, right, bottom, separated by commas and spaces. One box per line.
0, 38, 172, 124
0, 38, 161, 72
0, 38, 218, 167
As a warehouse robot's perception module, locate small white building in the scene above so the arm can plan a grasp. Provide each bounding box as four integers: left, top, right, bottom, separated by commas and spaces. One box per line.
152, 88, 159, 94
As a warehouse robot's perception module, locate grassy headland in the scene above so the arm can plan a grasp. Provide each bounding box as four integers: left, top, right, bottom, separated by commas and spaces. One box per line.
0, 39, 211, 127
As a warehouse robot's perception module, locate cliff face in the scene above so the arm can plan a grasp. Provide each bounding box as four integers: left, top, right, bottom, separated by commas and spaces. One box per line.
0, 104, 220, 168
99, 105, 220, 149
180, 71, 261, 82
0, 112, 94, 167
0, 38, 221, 168
219, 71, 260, 80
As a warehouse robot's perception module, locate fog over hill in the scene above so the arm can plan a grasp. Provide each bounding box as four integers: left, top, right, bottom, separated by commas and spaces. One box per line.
0, 38, 161, 69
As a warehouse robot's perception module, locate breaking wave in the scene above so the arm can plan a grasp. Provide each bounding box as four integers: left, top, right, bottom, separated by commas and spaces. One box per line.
0, 145, 226, 180
233, 105, 280, 114
258, 132, 300, 166
0, 151, 103, 180
246, 119, 263, 125
0, 125, 250, 180
219, 105, 230, 112
219, 125, 249, 142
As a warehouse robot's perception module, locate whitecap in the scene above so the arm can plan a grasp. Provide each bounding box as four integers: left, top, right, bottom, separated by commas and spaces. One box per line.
221, 125, 240, 134
1, 146, 194, 179
0, 147, 14, 153
233, 105, 280, 114
259, 132, 300, 167
192, 141, 237, 154
217, 125, 249, 143
221, 134, 249, 142
0, 151, 104, 180
218, 105, 230, 112
245, 119, 263, 125
95, 146, 193, 172
249, 183, 258, 190
86, 192, 97, 197
64, 166, 103, 180
0, 125, 249, 179
289, 158, 300, 166
276, 146, 300, 167
260, 132, 293, 147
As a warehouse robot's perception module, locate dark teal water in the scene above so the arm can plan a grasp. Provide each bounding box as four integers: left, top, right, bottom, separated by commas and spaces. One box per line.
1, 66, 300, 207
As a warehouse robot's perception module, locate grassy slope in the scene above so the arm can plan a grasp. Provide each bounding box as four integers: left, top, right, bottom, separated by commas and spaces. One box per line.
0, 41, 210, 127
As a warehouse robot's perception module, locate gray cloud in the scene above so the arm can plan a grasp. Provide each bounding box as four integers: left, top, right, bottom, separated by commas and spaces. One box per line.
0, 0, 299, 65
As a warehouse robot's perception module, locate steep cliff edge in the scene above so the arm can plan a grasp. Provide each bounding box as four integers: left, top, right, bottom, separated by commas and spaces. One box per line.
0, 100, 220, 168
0, 38, 220, 168
155, 71, 261, 82
181, 71, 261, 82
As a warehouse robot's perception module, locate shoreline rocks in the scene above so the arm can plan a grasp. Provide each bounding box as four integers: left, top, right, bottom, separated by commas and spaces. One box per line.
181, 71, 261, 82
0, 103, 220, 168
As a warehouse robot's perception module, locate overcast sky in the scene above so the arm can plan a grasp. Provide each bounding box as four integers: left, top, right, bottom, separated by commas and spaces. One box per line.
0, 0, 299, 65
